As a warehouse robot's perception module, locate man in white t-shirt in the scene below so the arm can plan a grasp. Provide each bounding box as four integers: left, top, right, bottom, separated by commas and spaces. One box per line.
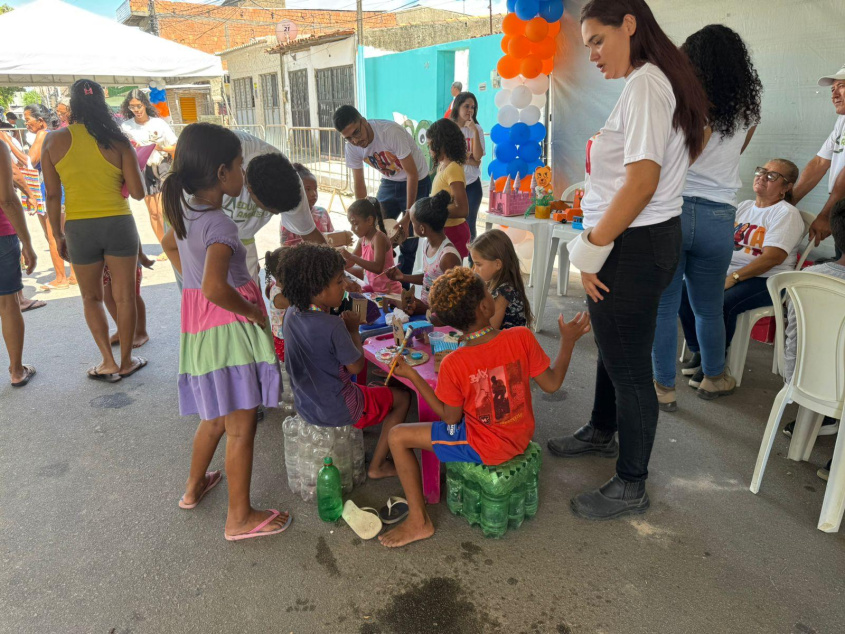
333, 105, 431, 276
792, 64, 845, 256
222, 131, 326, 280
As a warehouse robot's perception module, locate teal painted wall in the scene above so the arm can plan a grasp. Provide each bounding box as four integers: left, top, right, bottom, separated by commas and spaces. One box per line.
364, 34, 503, 179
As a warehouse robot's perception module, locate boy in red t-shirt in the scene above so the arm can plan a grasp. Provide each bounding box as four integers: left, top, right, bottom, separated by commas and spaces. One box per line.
383, 267, 591, 548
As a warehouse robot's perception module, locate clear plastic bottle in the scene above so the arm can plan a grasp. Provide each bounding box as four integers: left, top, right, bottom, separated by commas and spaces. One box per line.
480, 490, 509, 538
350, 426, 366, 486
298, 425, 319, 502
317, 457, 343, 522
333, 426, 354, 495
282, 415, 301, 494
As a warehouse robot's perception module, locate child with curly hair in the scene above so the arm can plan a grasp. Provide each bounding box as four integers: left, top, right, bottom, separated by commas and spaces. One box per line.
470, 229, 533, 329
427, 118, 470, 259
278, 243, 411, 479
381, 267, 591, 547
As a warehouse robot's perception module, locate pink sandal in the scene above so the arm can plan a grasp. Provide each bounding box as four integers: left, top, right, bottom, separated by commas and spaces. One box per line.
224, 509, 293, 542
178, 470, 223, 509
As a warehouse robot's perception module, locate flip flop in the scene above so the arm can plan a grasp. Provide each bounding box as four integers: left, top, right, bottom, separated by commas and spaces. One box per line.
342, 500, 383, 540
87, 367, 122, 383
224, 509, 292, 542
119, 356, 148, 378
40, 281, 69, 291
21, 300, 46, 313
11, 365, 36, 388
179, 470, 223, 509
379, 496, 409, 525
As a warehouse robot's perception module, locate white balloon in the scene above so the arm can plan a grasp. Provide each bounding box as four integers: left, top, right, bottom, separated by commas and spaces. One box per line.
501, 76, 525, 90
510, 85, 532, 109
524, 74, 550, 95
497, 105, 520, 128
531, 92, 547, 108
519, 105, 541, 126
495, 89, 512, 109
148, 80, 159, 89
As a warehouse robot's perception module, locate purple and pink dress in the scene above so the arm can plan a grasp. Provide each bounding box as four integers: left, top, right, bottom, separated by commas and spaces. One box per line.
176, 207, 280, 420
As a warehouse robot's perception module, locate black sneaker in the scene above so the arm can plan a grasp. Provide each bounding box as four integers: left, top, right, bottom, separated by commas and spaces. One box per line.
783, 417, 838, 438
818, 460, 831, 481
256, 405, 266, 423
688, 370, 704, 389
570, 475, 650, 520
783, 421, 794, 437
548, 424, 619, 458
681, 352, 701, 376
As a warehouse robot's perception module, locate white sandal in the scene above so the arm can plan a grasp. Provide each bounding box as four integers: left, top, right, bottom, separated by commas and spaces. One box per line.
342, 500, 382, 540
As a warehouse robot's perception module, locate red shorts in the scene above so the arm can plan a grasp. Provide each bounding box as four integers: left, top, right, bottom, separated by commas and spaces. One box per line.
353, 385, 394, 429
273, 335, 285, 362
103, 264, 142, 295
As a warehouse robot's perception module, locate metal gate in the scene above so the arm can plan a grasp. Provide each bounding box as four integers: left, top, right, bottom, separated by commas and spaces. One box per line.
232, 77, 255, 126
316, 65, 354, 158
260, 73, 281, 125
288, 69, 313, 154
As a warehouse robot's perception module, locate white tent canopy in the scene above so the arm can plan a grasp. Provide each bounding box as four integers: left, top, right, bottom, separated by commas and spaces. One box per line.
0, 0, 223, 87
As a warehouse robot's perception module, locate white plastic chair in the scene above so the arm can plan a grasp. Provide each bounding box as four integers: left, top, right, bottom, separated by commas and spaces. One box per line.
724, 210, 815, 386
749, 271, 845, 532
553, 181, 585, 295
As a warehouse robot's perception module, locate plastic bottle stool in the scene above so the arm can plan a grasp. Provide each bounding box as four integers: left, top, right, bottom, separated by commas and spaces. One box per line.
445, 442, 542, 538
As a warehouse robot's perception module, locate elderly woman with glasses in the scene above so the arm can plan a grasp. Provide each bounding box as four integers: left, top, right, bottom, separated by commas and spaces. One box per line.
679, 159, 806, 386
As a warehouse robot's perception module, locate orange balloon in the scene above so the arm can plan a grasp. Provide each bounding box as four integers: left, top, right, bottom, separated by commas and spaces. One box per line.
547, 20, 561, 38
508, 35, 532, 59
519, 175, 533, 192
501, 34, 513, 55
154, 101, 170, 117
542, 56, 554, 76
502, 13, 525, 36
497, 55, 522, 80
531, 36, 556, 60
521, 55, 543, 79
494, 176, 509, 192
524, 16, 549, 42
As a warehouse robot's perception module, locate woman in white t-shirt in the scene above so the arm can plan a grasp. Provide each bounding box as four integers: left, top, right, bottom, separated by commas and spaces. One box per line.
449, 92, 485, 248
120, 90, 177, 257
652, 25, 763, 408
547, 0, 709, 521
679, 159, 805, 365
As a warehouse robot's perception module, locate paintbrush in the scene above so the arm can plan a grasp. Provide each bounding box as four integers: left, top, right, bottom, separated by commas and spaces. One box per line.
384, 326, 413, 386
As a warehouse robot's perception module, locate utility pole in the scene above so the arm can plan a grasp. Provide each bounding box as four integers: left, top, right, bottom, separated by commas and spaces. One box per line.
488, 0, 493, 35
356, 0, 364, 47
148, 0, 159, 36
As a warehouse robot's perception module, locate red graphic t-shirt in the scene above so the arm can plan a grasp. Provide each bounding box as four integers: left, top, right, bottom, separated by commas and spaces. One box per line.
436, 327, 550, 465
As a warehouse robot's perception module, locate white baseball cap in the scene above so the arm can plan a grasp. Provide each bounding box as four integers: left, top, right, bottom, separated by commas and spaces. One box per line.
818, 64, 845, 86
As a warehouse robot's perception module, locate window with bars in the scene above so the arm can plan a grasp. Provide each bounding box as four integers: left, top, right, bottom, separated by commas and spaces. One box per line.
233, 77, 254, 109
260, 73, 280, 109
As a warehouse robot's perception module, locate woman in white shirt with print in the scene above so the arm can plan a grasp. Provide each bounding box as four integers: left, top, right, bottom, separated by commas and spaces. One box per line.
652, 25, 762, 409
547, 0, 709, 521
449, 92, 485, 249
679, 159, 805, 370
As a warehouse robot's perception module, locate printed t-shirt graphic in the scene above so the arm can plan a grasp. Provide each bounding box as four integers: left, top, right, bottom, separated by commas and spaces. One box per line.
728, 200, 805, 278
344, 119, 429, 183
365, 150, 402, 177
435, 328, 550, 465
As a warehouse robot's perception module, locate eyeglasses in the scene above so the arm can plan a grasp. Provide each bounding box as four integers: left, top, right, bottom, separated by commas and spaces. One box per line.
343, 121, 365, 142
128, 104, 146, 112
754, 167, 791, 184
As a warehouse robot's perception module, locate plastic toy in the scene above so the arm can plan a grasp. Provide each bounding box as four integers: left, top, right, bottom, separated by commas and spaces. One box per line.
488, 174, 533, 217
525, 166, 555, 218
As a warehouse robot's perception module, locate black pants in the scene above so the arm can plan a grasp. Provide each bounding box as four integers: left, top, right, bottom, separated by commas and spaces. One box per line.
587, 216, 681, 482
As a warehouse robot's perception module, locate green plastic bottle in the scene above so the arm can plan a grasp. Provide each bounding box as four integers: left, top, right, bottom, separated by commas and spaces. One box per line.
317, 457, 343, 522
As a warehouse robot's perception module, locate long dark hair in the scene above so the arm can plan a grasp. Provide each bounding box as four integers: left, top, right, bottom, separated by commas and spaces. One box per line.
581, 0, 709, 159
682, 25, 762, 139
348, 196, 387, 234
68, 80, 129, 150
120, 89, 158, 121
162, 123, 241, 240
427, 118, 467, 165
470, 229, 533, 328
449, 92, 479, 125
413, 189, 451, 233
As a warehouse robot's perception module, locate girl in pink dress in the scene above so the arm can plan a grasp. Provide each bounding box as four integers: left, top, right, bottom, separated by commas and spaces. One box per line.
342, 196, 401, 295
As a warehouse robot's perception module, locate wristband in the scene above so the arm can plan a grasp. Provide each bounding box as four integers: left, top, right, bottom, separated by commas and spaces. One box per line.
566, 227, 614, 274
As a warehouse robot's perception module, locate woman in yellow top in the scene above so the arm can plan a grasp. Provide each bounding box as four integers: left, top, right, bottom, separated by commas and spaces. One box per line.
42, 79, 147, 382
427, 118, 470, 259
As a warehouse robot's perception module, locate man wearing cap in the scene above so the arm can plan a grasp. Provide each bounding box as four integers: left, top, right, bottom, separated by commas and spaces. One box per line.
792, 64, 845, 255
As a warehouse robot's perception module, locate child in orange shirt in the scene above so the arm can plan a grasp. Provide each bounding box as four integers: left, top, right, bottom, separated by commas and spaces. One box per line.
382, 267, 591, 548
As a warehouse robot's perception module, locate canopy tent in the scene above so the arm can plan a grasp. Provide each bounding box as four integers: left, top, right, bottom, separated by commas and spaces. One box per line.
0, 0, 223, 87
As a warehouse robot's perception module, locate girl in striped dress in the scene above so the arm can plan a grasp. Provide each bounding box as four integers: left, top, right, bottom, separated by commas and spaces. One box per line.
161, 123, 290, 541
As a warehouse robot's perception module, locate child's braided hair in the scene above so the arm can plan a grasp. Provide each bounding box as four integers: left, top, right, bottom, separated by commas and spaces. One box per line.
276, 243, 345, 311
429, 267, 487, 332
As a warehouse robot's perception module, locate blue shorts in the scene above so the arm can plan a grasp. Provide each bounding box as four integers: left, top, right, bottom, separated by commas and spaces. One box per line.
0, 234, 23, 296
430, 421, 483, 463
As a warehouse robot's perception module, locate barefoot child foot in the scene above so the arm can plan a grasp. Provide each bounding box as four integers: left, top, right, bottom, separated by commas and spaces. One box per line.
379, 513, 435, 548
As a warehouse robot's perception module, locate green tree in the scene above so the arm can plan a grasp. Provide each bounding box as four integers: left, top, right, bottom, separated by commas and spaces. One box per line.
0, 5, 12, 15
22, 91, 41, 106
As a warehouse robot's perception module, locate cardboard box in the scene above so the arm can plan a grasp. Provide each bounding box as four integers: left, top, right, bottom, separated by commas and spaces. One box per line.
326, 230, 354, 248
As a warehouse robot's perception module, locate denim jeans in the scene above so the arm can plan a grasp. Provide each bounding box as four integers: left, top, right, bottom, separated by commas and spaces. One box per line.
376, 175, 432, 276
680, 275, 772, 352
652, 197, 736, 386
588, 216, 681, 482
466, 178, 483, 243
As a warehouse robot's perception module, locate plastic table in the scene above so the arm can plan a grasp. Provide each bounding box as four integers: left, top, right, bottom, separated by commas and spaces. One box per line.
534, 223, 584, 332
361, 328, 450, 504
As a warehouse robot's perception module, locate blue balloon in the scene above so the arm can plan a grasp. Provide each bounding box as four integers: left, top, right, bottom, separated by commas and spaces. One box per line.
488, 159, 509, 179
509, 122, 531, 145
490, 124, 510, 146
529, 122, 547, 143
515, 0, 539, 21
508, 158, 529, 179
529, 159, 545, 173
518, 142, 542, 163
495, 143, 519, 164
540, 0, 564, 23
507, 0, 517, 12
